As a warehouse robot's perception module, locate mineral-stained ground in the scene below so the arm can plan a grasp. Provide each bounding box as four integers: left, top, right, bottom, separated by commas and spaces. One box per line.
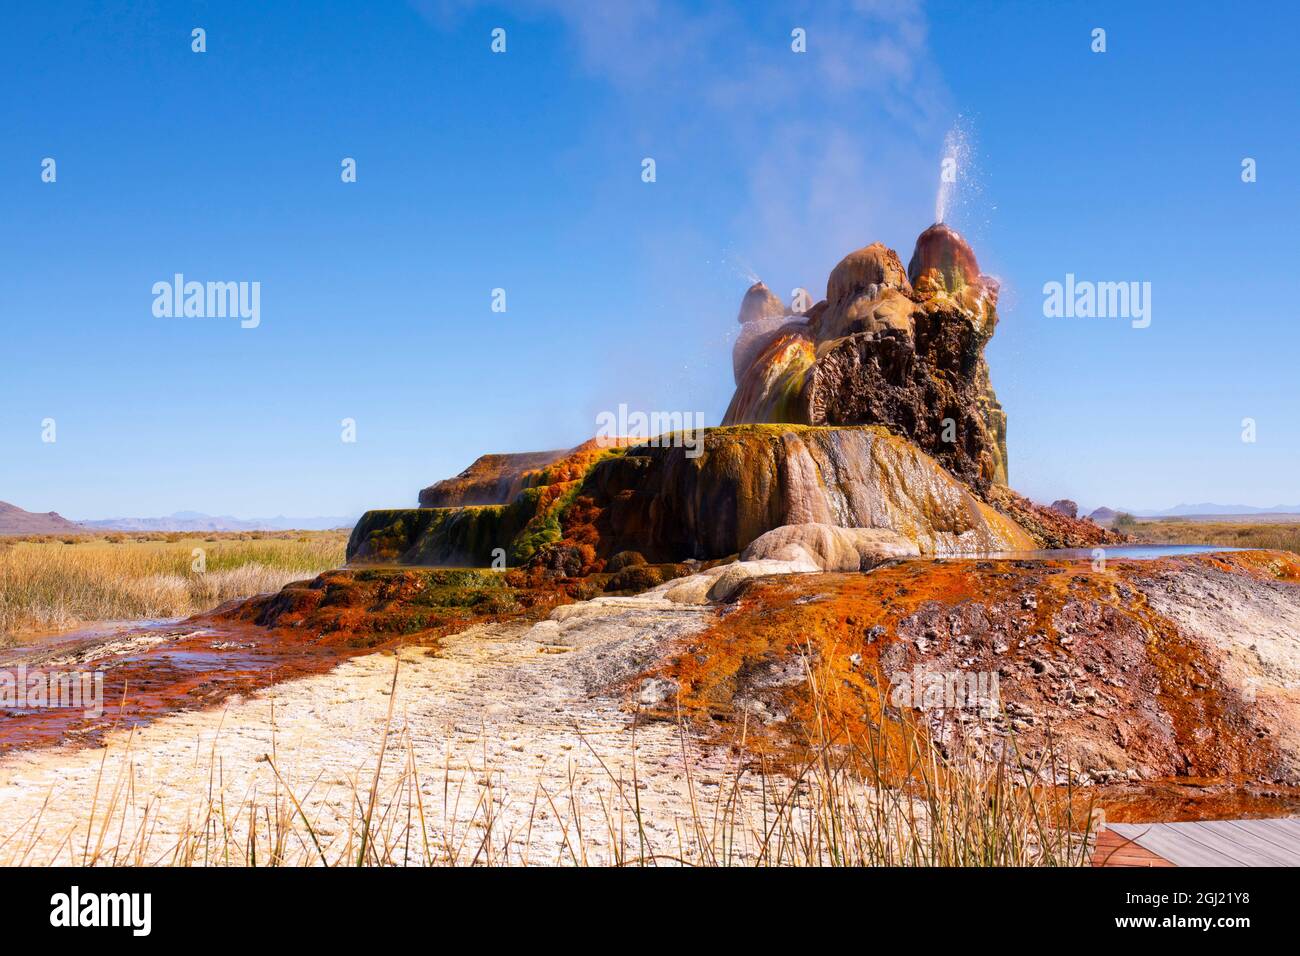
2, 223, 1294, 860
2, 548, 1298, 844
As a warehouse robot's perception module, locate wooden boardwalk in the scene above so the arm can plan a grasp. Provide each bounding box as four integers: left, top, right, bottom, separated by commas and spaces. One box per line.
1094, 818, 1300, 867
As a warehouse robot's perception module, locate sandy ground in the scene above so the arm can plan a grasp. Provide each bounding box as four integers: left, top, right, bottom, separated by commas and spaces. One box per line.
0, 597, 758, 866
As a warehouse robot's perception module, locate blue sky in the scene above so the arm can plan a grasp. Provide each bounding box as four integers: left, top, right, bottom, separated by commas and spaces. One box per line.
2, 0, 1297, 519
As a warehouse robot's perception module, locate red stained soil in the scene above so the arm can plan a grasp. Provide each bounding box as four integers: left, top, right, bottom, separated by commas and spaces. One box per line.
0, 569, 576, 754
0, 618, 384, 753
638, 551, 1300, 822
6, 552, 1297, 825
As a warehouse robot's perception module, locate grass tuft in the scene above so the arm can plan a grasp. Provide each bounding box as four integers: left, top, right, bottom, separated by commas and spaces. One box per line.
0, 657, 1094, 867
0, 532, 347, 639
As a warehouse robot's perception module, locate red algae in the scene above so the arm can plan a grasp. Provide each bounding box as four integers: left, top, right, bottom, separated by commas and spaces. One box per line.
1096, 779, 1300, 824
0, 567, 578, 754
0, 618, 374, 752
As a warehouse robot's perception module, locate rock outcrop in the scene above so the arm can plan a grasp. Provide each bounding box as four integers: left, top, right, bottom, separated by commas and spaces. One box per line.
420, 446, 579, 508
353, 222, 1127, 569
739, 524, 919, 570
0, 501, 85, 536
1049, 499, 1079, 518
584, 424, 1035, 559
349, 424, 1036, 567
724, 224, 1009, 492
731, 281, 810, 388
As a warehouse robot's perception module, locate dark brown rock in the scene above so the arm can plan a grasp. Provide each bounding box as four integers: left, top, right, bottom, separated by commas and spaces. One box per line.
604, 550, 647, 572
526, 542, 587, 579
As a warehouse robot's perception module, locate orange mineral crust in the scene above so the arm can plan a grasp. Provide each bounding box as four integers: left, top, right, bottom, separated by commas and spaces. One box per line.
637, 551, 1300, 818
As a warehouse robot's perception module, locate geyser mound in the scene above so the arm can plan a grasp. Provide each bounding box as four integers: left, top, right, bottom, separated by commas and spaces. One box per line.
908, 222, 985, 296
723, 222, 1008, 490
347, 220, 1122, 571
737, 281, 786, 325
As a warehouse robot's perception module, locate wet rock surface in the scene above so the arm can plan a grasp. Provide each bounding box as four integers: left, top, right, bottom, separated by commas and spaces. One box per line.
739, 523, 919, 569
350, 425, 1037, 568
577, 425, 1034, 560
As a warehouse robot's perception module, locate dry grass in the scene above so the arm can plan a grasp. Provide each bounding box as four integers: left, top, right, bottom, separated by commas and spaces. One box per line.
0, 658, 1095, 867
0, 532, 347, 640
1127, 519, 1300, 555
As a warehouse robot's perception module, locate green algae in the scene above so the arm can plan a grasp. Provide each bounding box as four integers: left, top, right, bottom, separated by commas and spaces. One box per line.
348, 505, 527, 566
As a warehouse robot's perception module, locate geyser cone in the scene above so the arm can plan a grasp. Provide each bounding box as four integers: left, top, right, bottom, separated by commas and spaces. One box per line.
737, 281, 786, 324
907, 222, 981, 292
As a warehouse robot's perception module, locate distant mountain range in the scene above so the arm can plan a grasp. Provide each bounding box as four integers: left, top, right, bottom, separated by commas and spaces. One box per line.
0, 501, 86, 534
1, 501, 354, 535
79, 512, 355, 532
1134, 503, 1300, 517
1088, 503, 1300, 527
10, 493, 1300, 539
1092, 503, 1300, 519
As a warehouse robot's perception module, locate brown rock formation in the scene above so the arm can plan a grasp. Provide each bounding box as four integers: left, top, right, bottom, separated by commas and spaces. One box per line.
731, 282, 809, 386
419, 440, 618, 508
737, 281, 786, 325
577, 425, 1034, 561
369, 223, 1124, 566
723, 224, 1010, 492
419, 447, 576, 508
350, 425, 1037, 568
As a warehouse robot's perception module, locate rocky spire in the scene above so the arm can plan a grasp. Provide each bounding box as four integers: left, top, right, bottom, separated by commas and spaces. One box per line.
723, 224, 1010, 490
736, 281, 786, 324
907, 222, 981, 292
